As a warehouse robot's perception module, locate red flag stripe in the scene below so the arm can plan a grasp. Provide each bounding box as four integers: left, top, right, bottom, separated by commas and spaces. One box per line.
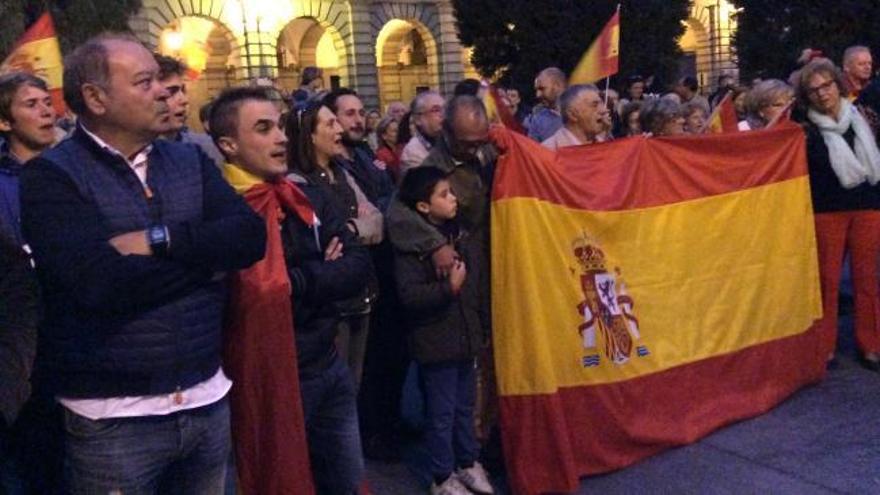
500, 326, 824, 495
489, 123, 807, 211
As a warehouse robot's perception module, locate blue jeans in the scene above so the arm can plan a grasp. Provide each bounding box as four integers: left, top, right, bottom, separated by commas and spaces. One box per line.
63, 397, 230, 495
421, 359, 479, 479
300, 354, 364, 495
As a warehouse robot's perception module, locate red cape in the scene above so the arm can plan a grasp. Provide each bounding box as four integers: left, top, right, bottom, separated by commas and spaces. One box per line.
224, 180, 317, 495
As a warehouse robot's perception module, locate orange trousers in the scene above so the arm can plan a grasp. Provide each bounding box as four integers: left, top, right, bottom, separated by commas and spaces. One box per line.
814, 210, 880, 358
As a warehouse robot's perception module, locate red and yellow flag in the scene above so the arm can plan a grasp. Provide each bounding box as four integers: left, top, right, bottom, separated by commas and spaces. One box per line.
489, 125, 823, 495
1, 12, 65, 115
482, 80, 525, 134
705, 90, 739, 133
570, 7, 620, 84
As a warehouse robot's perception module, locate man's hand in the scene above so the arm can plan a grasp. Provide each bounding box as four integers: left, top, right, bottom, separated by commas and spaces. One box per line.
109, 230, 152, 256
432, 244, 459, 279
324, 236, 344, 261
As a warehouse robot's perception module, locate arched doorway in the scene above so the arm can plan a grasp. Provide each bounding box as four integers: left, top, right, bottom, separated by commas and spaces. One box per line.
376, 19, 440, 109
276, 17, 346, 93
158, 16, 240, 130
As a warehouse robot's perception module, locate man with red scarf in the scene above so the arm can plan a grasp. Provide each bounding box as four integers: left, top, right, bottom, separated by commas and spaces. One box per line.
209, 87, 371, 494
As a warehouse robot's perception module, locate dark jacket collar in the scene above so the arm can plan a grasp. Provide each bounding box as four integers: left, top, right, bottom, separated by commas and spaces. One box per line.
70, 124, 159, 170
0, 140, 23, 175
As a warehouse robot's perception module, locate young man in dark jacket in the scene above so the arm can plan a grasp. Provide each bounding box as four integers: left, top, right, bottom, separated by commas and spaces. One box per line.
20, 34, 265, 492
392, 166, 493, 495
0, 72, 57, 246
211, 86, 371, 494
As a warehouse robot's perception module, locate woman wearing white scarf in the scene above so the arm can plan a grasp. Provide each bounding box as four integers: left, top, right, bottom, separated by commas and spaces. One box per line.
798, 59, 880, 371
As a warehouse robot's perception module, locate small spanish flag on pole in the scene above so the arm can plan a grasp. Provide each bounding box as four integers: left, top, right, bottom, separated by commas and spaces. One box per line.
570, 5, 620, 84
704, 91, 739, 133
1, 12, 66, 115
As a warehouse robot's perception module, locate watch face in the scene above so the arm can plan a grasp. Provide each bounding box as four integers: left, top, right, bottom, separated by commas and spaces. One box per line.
149, 226, 165, 244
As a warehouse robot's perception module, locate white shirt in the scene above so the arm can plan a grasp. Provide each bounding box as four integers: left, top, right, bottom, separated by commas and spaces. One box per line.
59, 126, 232, 420
542, 126, 588, 151
400, 133, 432, 177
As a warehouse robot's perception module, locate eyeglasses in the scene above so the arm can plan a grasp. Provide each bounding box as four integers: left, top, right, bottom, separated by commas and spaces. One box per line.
807, 79, 836, 96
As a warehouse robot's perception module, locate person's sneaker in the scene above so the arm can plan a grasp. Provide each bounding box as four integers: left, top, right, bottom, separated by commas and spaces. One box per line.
456, 461, 494, 494
430, 474, 471, 495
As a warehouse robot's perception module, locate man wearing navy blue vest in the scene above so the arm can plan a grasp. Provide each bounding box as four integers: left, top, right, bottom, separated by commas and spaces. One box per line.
19, 34, 266, 493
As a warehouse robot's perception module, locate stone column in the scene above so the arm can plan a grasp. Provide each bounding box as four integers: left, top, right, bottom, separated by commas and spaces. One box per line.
435, 0, 465, 96
349, 0, 381, 108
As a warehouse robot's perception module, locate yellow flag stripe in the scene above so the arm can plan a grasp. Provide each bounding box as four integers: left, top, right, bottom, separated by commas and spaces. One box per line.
491, 177, 821, 396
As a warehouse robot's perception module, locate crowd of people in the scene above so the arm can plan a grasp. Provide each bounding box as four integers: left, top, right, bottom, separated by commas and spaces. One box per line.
2, 30, 880, 495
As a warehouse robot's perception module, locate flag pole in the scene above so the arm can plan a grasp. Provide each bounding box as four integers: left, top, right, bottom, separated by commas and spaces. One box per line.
604, 76, 611, 106
604, 3, 620, 107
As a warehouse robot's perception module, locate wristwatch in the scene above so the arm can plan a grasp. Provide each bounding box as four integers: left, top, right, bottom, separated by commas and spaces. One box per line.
147, 225, 170, 257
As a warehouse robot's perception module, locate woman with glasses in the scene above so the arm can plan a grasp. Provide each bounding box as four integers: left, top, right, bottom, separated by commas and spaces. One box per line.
796, 59, 880, 371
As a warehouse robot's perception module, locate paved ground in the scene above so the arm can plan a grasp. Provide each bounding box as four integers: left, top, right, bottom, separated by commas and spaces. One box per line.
367, 313, 880, 494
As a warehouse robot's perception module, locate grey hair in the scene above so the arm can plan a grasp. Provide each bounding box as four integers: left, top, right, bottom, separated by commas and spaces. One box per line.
559, 84, 599, 124
843, 45, 871, 67
639, 97, 682, 135
411, 90, 443, 115
744, 79, 793, 123
63, 33, 141, 116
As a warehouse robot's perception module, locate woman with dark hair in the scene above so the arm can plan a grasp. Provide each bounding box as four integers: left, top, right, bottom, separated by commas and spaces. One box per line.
287, 101, 383, 383
374, 115, 402, 183
795, 59, 880, 370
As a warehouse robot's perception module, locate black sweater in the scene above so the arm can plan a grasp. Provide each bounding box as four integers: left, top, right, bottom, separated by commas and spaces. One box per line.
281, 183, 371, 376
803, 121, 880, 213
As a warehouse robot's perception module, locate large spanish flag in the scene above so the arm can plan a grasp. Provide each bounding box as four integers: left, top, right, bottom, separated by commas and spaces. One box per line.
570, 6, 620, 84
1, 12, 65, 115
489, 125, 824, 495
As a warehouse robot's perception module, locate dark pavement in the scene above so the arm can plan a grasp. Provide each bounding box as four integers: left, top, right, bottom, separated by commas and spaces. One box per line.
367, 312, 880, 494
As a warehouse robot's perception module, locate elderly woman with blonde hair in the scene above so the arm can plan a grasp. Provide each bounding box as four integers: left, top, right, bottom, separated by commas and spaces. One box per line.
740, 79, 794, 130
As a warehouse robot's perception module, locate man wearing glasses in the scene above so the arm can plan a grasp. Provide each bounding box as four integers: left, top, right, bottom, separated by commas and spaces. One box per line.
401, 91, 446, 176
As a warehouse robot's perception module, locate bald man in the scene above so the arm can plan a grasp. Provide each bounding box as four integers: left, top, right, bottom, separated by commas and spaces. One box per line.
528, 67, 567, 142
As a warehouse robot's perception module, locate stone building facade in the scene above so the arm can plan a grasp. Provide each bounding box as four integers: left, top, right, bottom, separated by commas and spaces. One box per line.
678, 0, 738, 92
128, 0, 479, 121
127, 0, 738, 124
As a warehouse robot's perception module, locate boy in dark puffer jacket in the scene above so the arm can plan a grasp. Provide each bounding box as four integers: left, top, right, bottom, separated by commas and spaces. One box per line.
390, 166, 493, 495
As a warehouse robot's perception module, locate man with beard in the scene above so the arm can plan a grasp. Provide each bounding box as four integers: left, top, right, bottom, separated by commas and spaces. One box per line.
528, 67, 567, 142
153, 53, 224, 168
401, 90, 446, 175
20, 34, 265, 492
323, 88, 394, 212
